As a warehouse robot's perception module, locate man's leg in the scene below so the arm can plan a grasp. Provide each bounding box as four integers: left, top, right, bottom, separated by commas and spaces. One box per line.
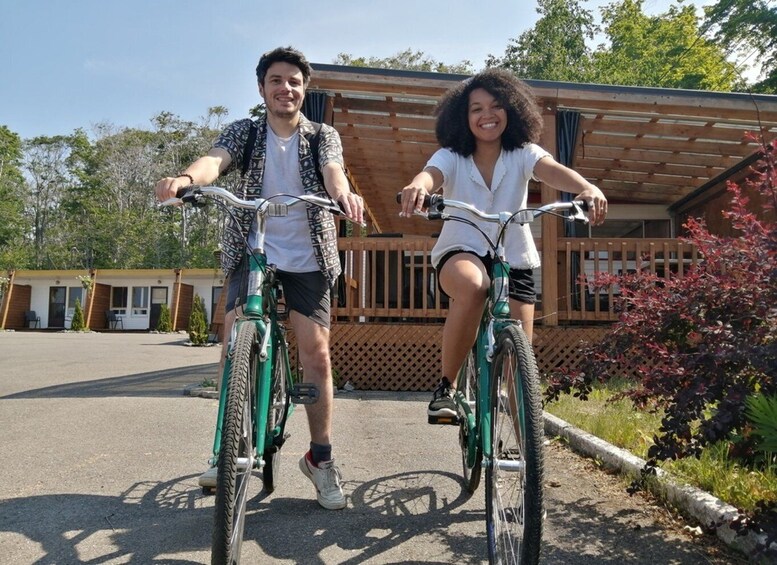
290, 310, 346, 509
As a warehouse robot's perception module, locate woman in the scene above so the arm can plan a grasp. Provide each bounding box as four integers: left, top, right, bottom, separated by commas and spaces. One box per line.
400, 68, 608, 421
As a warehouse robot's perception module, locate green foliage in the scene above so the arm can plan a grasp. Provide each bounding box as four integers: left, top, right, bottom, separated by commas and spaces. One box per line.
491, 0, 738, 91
591, 0, 738, 90
486, 0, 596, 82
0, 126, 30, 269
70, 298, 86, 331
746, 394, 777, 456
334, 49, 474, 74
156, 302, 173, 333
704, 0, 777, 93
188, 294, 208, 345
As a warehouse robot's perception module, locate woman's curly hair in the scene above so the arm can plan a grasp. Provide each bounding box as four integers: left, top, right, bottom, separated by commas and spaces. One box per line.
435, 68, 543, 156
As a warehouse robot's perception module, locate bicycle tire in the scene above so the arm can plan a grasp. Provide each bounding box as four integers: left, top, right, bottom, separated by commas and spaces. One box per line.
262, 336, 288, 493
485, 324, 544, 565
212, 322, 256, 565
458, 346, 482, 493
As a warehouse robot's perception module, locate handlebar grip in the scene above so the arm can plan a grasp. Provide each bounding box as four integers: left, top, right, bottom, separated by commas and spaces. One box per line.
573, 199, 589, 211
395, 192, 435, 207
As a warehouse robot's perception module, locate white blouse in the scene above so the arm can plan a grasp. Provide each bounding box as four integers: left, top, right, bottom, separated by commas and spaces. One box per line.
427, 144, 551, 270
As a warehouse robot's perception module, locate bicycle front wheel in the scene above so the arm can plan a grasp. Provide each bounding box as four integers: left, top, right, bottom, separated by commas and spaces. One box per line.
262, 335, 288, 493
485, 325, 544, 565
458, 346, 482, 493
212, 322, 256, 565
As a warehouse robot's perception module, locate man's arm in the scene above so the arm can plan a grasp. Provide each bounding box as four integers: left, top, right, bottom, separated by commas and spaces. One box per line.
321, 162, 364, 225
153, 148, 232, 202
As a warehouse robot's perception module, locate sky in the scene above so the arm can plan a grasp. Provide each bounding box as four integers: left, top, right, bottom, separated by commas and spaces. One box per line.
1, 0, 715, 141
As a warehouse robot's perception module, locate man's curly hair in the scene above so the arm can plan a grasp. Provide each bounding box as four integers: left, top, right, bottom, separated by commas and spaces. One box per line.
435, 68, 543, 156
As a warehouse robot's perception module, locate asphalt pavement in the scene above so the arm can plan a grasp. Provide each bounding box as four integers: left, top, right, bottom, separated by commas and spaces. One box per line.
0, 332, 741, 564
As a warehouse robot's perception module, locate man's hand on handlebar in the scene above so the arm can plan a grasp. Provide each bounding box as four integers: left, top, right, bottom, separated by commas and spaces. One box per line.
154, 176, 193, 204
336, 192, 366, 226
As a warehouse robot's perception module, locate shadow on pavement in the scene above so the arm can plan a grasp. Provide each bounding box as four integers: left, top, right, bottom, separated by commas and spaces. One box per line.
1, 470, 483, 564
1, 364, 218, 400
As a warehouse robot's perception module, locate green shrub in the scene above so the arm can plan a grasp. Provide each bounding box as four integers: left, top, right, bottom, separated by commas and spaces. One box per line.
157, 302, 172, 332
188, 294, 208, 345
71, 298, 86, 331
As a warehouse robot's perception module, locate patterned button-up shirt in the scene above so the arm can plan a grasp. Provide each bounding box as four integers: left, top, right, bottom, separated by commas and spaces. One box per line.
213, 114, 343, 287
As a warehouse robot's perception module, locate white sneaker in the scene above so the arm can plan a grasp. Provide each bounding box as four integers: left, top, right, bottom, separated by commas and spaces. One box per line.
198, 466, 218, 488
298, 454, 346, 510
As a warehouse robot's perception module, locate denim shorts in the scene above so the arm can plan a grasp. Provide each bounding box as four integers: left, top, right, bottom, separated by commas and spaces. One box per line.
436, 250, 536, 305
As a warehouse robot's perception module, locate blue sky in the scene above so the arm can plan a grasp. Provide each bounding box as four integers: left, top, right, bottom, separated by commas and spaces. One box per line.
1, 0, 712, 140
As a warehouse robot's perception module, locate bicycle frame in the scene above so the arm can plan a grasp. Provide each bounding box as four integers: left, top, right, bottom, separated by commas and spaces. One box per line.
210, 250, 293, 471
163, 186, 341, 472
425, 196, 588, 476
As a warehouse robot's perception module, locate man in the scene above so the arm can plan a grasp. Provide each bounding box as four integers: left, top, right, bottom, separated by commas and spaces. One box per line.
154, 46, 364, 510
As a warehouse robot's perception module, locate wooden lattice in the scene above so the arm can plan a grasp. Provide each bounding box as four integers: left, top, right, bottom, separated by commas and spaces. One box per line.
288, 323, 635, 392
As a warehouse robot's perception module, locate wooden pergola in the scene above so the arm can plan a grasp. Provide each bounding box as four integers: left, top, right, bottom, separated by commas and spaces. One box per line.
309, 63, 777, 237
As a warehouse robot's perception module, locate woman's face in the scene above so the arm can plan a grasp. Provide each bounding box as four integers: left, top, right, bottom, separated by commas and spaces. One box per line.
467, 88, 507, 146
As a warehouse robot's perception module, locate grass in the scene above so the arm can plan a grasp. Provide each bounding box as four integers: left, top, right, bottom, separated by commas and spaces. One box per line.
543, 379, 777, 513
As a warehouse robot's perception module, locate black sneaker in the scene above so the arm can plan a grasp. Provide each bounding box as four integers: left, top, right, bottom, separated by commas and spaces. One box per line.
428, 377, 458, 425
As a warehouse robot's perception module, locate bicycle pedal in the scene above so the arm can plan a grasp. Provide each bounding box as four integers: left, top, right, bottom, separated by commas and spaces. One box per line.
290, 383, 319, 404
428, 414, 460, 426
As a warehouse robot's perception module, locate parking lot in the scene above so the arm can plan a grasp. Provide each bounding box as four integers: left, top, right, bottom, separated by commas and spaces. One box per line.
0, 332, 739, 564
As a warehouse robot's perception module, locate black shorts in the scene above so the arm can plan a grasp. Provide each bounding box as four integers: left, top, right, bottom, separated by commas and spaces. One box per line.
226, 259, 332, 329
436, 250, 536, 305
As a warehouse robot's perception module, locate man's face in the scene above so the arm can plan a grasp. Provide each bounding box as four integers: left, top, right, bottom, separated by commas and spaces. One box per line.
259, 62, 306, 120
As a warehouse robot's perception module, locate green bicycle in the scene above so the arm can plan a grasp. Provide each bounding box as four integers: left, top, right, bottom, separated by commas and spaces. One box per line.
408, 193, 589, 564
163, 186, 343, 565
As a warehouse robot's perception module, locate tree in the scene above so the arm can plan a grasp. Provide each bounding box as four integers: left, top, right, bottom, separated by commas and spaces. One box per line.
188, 294, 208, 345
334, 49, 474, 74
491, 0, 739, 91
156, 302, 172, 333
545, 142, 777, 555
486, 0, 596, 82
70, 298, 86, 331
590, 0, 738, 90
0, 126, 28, 269
704, 0, 777, 92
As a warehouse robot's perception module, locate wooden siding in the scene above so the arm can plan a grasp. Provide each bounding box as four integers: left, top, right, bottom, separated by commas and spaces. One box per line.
2, 284, 31, 330
175, 283, 194, 331
88, 283, 112, 329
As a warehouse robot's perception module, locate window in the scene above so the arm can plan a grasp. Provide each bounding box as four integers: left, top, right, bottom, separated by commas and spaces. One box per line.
111, 287, 128, 314
132, 286, 149, 316
68, 287, 84, 309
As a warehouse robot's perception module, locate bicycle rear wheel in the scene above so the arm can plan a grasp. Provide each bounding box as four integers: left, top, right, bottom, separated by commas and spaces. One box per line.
458, 346, 482, 493
262, 335, 288, 493
212, 322, 256, 565
485, 325, 544, 565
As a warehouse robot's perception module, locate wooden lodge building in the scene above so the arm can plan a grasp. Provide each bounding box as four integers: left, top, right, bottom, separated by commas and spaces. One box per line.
2, 65, 776, 391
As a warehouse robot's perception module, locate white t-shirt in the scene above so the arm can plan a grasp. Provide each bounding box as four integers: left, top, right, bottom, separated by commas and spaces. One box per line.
248, 127, 318, 272
427, 144, 551, 270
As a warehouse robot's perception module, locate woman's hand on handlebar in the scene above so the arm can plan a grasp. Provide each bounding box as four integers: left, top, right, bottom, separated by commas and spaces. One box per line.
576, 185, 608, 226
399, 184, 430, 218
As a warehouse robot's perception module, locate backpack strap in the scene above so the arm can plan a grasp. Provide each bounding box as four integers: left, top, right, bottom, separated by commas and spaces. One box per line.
303, 121, 324, 186
240, 121, 259, 178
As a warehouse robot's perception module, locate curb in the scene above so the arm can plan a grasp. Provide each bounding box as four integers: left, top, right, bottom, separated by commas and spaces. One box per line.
183, 384, 219, 399
544, 411, 772, 559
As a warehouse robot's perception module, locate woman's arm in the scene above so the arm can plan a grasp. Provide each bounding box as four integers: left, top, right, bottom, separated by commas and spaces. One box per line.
534, 157, 608, 225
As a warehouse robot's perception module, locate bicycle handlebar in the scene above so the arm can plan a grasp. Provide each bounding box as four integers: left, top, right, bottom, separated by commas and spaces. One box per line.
395, 192, 590, 225
161, 185, 344, 217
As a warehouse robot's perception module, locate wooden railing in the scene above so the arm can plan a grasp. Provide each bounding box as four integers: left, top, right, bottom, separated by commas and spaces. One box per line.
332, 237, 698, 325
